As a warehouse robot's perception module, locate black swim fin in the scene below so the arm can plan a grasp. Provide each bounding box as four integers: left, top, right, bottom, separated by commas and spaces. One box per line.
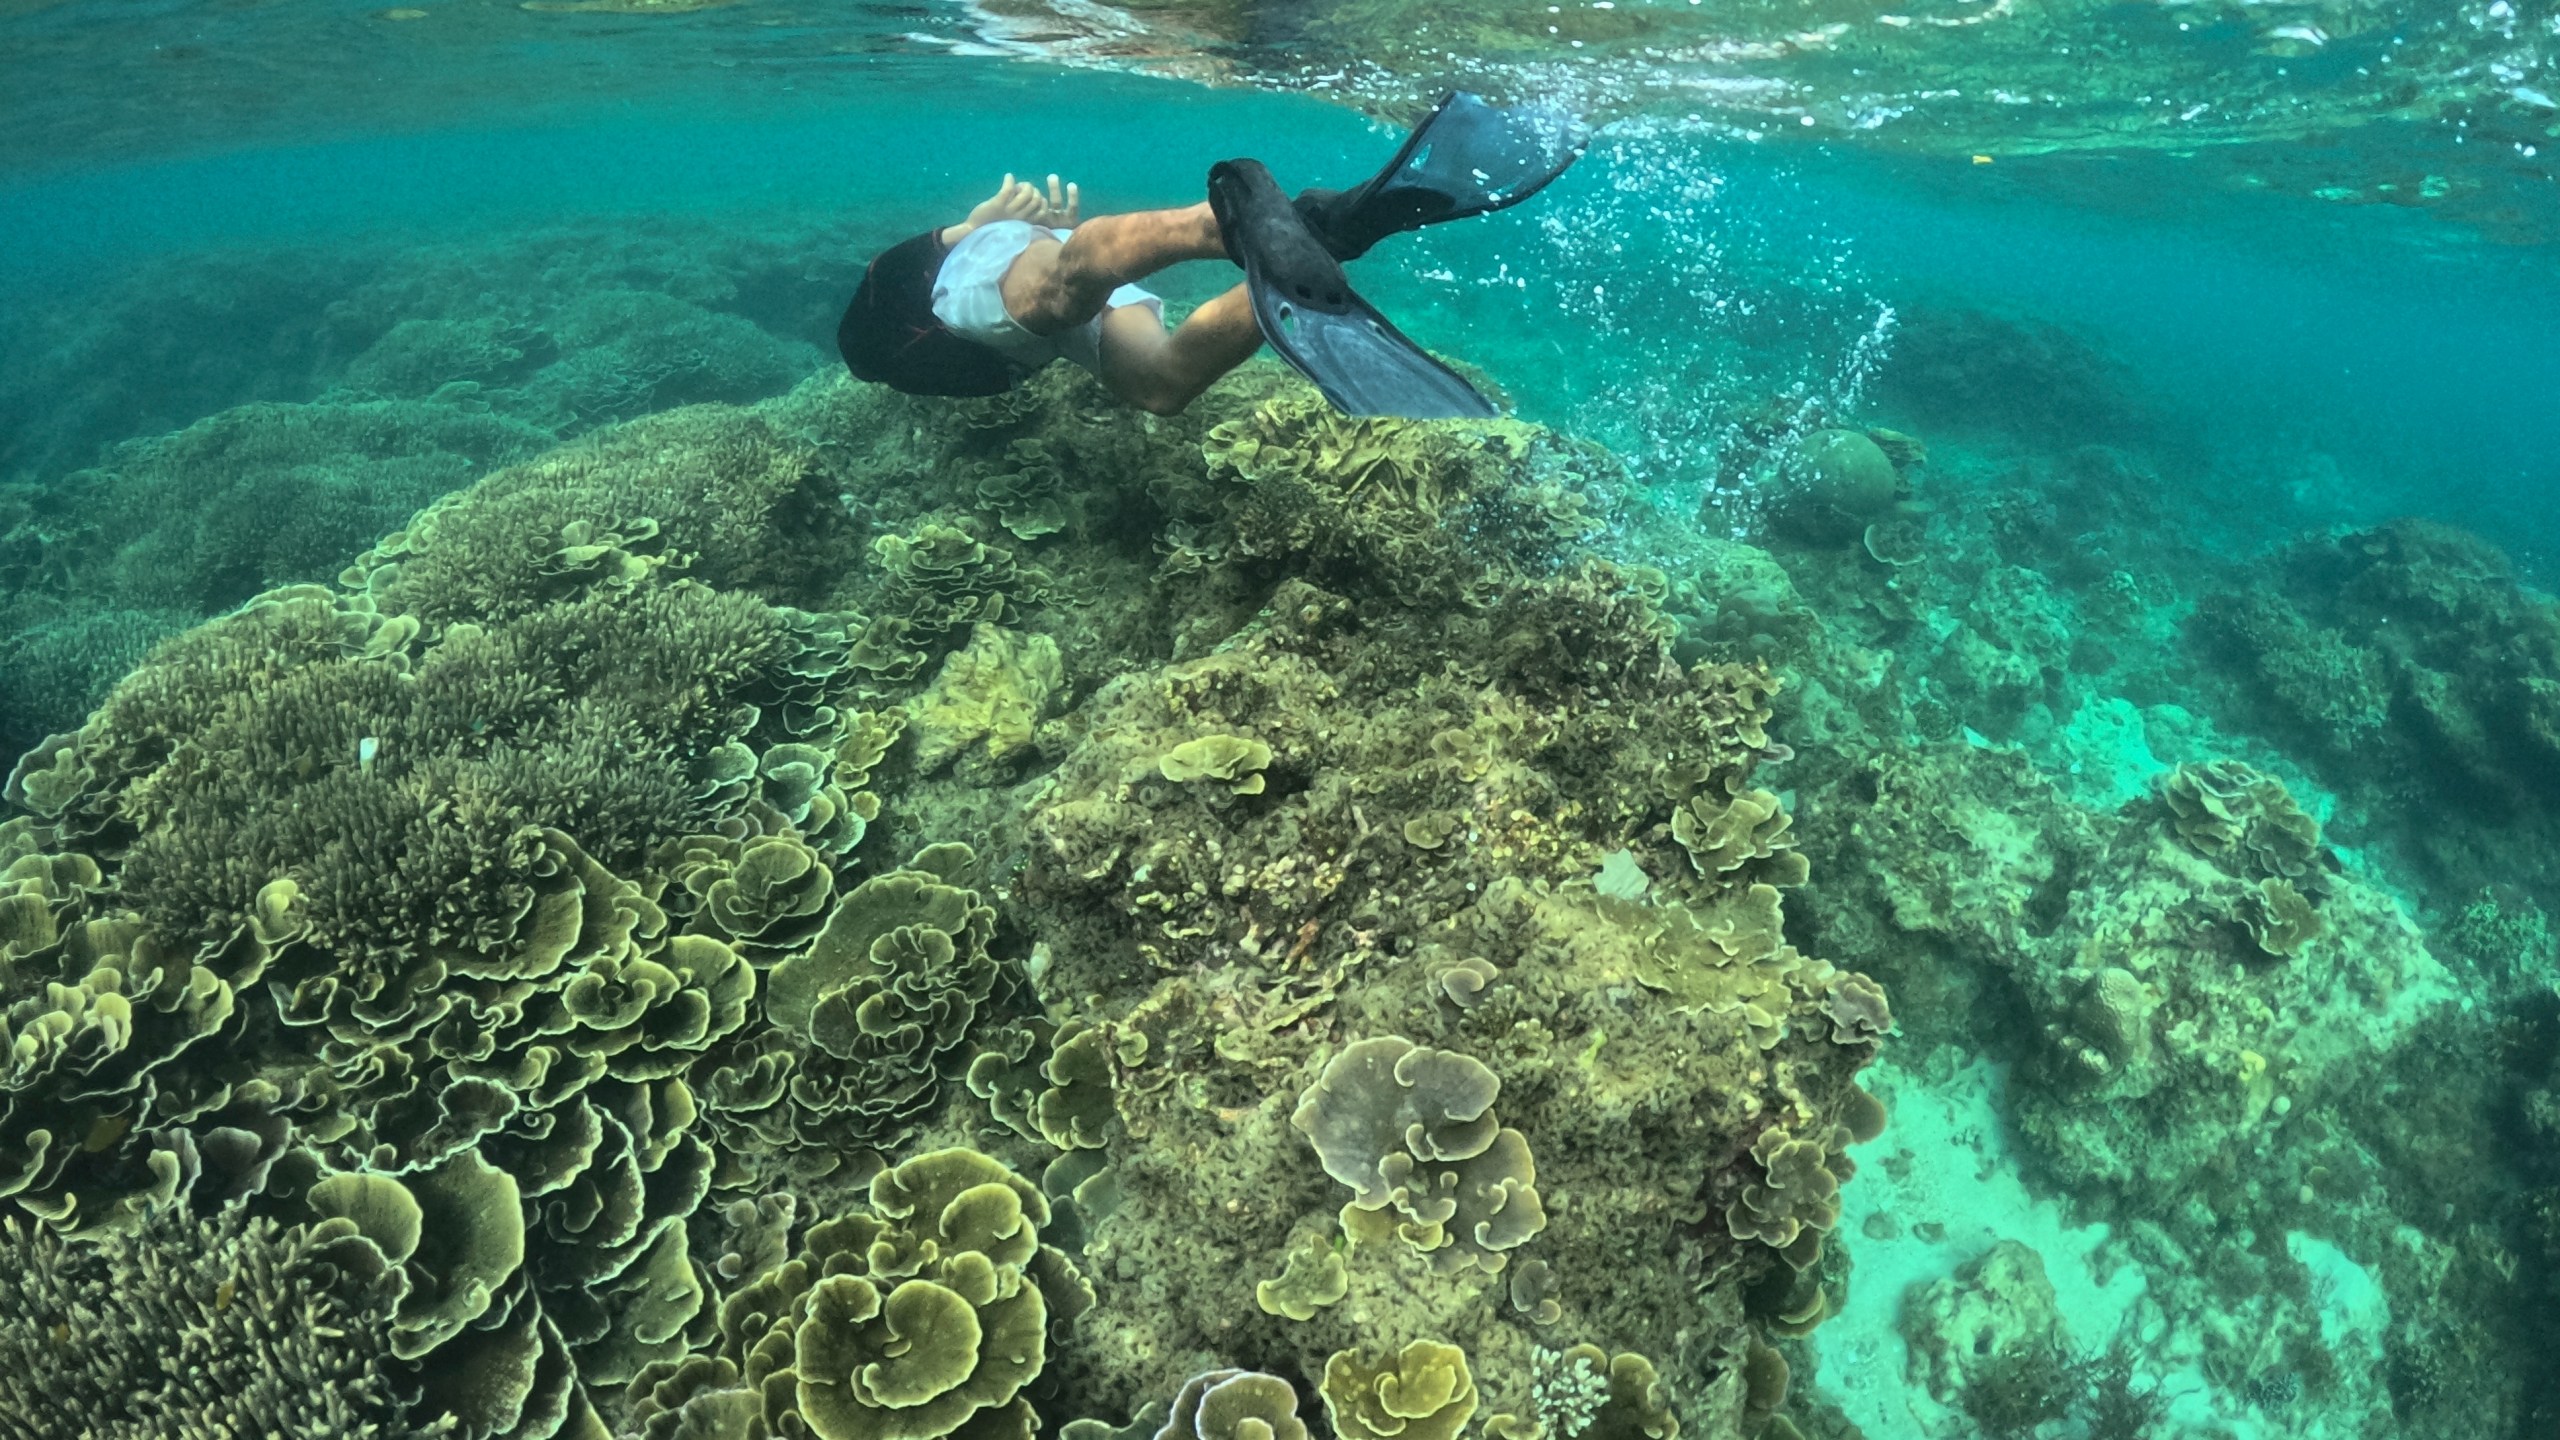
1296, 91, 1587, 262
1208, 157, 1497, 421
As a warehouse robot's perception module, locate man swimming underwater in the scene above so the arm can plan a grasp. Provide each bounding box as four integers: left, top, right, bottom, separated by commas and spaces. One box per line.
837, 93, 1584, 421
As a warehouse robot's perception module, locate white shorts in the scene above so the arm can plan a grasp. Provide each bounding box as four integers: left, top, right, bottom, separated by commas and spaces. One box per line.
931, 220, 1163, 377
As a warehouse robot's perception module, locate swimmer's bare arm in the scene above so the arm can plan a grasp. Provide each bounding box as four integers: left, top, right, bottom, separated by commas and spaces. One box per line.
937, 173, 1083, 246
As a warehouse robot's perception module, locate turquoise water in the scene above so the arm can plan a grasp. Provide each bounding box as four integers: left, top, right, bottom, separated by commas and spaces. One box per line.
5, 4, 2559, 1440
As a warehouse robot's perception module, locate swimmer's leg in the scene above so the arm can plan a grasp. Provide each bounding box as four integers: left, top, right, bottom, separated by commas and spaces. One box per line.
1095, 284, 1261, 416
1000, 203, 1225, 336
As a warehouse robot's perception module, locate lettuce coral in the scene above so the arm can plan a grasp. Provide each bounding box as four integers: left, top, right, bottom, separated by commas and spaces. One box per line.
622, 1148, 1085, 1440
1322, 1341, 1479, 1440
1668, 786, 1808, 892
1158, 734, 1275, 796
738, 849, 1001, 1166
1292, 1036, 1547, 1274
1255, 1228, 1350, 1321
1148, 1370, 1312, 1440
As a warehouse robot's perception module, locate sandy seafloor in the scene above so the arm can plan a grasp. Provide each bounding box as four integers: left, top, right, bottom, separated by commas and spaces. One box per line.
5, 10, 2560, 1440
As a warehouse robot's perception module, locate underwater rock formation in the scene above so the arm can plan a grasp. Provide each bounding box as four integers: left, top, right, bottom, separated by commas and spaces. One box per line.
2193, 517, 2560, 913
1900, 1240, 2071, 1423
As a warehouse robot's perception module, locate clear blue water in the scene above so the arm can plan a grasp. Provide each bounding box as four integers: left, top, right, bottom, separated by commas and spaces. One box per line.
10, 63, 2552, 560
6, 4, 2560, 1438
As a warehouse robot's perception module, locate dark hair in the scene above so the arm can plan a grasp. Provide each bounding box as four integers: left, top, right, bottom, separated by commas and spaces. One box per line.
837, 229, 1021, 399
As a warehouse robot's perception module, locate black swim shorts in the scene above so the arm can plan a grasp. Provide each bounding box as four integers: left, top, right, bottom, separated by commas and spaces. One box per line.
837, 229, 1023, 398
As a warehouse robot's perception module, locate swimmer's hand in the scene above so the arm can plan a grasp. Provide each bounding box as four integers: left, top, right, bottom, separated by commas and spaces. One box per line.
943, 174, 1082, 244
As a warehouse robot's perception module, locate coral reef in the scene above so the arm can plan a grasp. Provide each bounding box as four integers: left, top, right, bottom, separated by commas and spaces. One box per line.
0, 1203, 442, 1440
0, 219, 843, 763
62, 166, 2560, 1440
0, 362, 1887, 1440
2192, 517, 2560, 908
622, 1147, 1084, 1440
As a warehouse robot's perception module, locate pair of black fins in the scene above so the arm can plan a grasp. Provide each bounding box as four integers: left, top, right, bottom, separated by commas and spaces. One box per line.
1208, 91, 1586, 420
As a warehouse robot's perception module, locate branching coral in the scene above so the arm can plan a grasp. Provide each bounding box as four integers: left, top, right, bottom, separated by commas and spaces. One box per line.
0, 1204, 445, 1440
38, 578, 861, 966
1487, 1346, 1677, 1440
338, 405, 856, 624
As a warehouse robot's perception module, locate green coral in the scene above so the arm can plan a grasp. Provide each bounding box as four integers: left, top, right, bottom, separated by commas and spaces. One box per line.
908, 623, 1064, 777
2159, 761, 2331, 958
623, 1148, 1085, 1440
1146, 1370, 1311, 1440
1723, 1124, 1849, 1266
1291, 1036, 1546, 1274
966, 1016, 1119, 1154
1321, 1341, 1479, 1440
1158, 735, 1274, 796
973, 439, 1071, 541
654, 831, 838, 962
1254, 1228, 1349, 1321
740, 851, 1001, 1163
2240, 877, 2325, 959
0, 1204, 447, 1440
1668, 786, 1808, 892
2159, 760, 2325, 884
1190, 389, 1616, 610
